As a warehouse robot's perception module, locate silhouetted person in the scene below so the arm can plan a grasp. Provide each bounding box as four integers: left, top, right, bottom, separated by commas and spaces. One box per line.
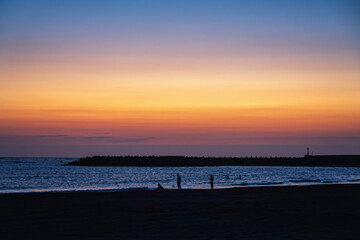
226, 176, 230, 179
209, 174, 214, 189
238, 175, 242, 180
157, 183, 164, 191
177, 173, 182, 190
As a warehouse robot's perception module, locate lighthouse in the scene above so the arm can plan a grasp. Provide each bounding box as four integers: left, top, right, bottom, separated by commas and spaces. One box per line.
305, 147, 311, 157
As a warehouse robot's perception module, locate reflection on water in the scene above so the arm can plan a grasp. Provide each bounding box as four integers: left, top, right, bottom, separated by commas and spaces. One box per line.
1, 157, 360, 193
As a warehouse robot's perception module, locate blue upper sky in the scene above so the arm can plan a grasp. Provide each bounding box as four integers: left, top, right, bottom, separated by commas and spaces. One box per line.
1, 0, 359, 56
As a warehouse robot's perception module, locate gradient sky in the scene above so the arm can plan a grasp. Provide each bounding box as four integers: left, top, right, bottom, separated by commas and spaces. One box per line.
0, 0, 359, 157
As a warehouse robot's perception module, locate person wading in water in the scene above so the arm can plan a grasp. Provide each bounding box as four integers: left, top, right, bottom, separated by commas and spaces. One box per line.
177, 173, 182, 190
209, 174, 214, 190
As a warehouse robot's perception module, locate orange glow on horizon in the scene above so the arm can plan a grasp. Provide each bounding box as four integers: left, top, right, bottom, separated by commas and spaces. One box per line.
1, 29, 360, 147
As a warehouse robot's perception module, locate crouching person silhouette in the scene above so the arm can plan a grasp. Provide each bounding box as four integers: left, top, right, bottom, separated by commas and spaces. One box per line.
157, 183, 164, 192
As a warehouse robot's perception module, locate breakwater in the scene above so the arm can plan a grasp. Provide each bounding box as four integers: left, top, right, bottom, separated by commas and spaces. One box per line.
66, 155, 360, 167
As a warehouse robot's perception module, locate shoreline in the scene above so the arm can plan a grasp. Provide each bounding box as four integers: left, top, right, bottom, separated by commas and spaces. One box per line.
1, 184, 360, 239
2, 181, 360, 195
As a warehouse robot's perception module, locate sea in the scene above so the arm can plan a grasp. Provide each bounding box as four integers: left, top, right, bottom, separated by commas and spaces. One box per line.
1, 157, 360, 194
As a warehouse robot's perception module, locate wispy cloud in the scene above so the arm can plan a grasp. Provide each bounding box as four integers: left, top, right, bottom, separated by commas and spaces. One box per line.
109, 137, 155, 143
0, 135, 155, 144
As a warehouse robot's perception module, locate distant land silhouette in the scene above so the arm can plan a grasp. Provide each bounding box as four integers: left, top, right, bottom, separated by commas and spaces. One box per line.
67, 155, 360, 167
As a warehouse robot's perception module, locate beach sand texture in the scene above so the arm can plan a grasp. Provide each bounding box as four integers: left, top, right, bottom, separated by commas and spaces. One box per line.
1, 184, 360, 239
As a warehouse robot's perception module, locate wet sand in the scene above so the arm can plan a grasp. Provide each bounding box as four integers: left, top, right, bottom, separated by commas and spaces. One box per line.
1, 184, 360, 239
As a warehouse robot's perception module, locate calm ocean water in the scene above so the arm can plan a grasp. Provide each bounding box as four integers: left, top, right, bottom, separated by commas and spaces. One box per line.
1, 157, 360, 193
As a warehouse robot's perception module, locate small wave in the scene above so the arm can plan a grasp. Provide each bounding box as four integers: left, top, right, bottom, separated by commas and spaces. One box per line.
0, 187, 151, 194
348, 179, 360, 182
120, 187, 150, 191
255, 182, 284, 186
79, 187, 151, 192
24, 175, 40, 179
235, 182, 249, 186
147, 179, 172, 184
11, 161, 36, 164
289, 179, 321, 183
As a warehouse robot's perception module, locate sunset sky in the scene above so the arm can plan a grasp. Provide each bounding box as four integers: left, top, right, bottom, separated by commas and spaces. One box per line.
0, 0, 359, 157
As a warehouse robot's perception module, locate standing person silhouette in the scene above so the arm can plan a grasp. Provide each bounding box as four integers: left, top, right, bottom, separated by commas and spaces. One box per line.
177, 173, 182, 190
209, 174, 214, 190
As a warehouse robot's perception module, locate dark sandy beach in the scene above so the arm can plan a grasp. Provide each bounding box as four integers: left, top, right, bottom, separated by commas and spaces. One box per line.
1, 184, 360, 239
